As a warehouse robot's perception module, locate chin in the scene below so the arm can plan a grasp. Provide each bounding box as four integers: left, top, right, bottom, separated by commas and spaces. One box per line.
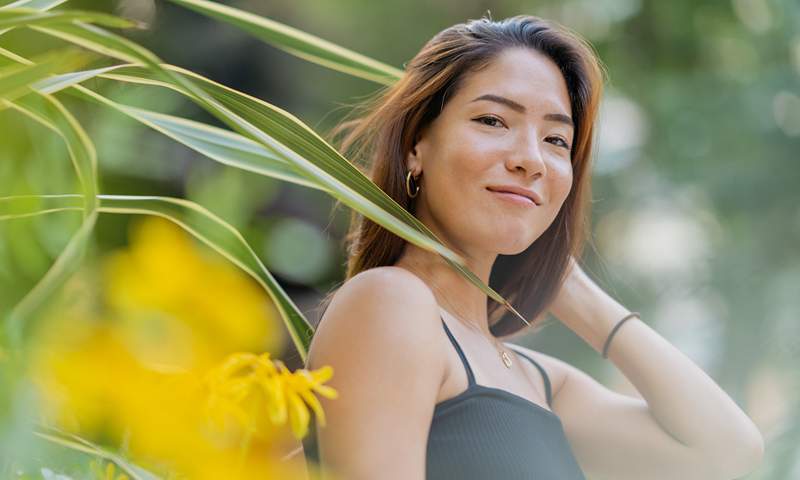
497, 243, 532, 256
485, 233, 536, 256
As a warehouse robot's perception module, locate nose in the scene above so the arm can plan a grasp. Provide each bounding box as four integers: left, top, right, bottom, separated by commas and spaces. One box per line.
506, 133, 547, 179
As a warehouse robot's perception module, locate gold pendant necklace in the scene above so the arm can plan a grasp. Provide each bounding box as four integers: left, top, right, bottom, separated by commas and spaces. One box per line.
438, 304, 513, 369
500, 350, 513, 368
413, 272, 514, 369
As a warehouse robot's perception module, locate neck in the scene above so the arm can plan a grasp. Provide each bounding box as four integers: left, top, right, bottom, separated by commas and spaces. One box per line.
394, 241, 496, 336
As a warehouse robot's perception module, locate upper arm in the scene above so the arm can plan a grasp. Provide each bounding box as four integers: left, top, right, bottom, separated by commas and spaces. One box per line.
509, 345, 723, 480
306, 267, 444, 480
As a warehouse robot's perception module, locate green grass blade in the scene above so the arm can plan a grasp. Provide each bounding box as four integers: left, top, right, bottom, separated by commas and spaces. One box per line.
0, 194, 314, 358
27, 64, 323, 191
0, 49, 87, 101
0, 0, 67, 35
0, 194, 83, 220
0, 8, 137, 29
166, 0, 402, 86
31, 64, 124, 94
34, 426, 161, 480
0, 0, 68, 10
73, 87, 324, 191
3, 92, 98, 345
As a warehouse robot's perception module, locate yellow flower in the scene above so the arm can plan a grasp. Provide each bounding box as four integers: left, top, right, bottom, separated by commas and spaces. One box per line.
26, 216, 335, 478
204, 352, 338, 439
102, 216, 284, 371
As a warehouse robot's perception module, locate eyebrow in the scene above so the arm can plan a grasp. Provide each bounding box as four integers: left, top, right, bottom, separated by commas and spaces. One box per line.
470, 94, 574, 128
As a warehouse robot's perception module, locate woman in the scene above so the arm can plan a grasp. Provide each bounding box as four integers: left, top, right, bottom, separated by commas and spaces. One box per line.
302, 14, 764, 480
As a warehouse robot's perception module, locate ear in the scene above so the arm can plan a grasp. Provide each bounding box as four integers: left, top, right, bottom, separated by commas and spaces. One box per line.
406, 131, 425, 175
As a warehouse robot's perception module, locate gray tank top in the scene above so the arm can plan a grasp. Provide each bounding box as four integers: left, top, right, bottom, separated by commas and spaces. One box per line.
302, 316, 587, 479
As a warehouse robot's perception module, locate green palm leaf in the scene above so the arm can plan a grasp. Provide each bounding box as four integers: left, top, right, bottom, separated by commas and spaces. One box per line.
166, 0, 403, 85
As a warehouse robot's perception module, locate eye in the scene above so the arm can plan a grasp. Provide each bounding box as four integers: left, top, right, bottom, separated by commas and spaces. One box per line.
546, 136, 571, 150
473, 115, 505, 128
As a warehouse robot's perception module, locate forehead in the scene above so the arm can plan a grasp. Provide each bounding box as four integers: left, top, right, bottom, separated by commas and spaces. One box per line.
454, 47, 571, 116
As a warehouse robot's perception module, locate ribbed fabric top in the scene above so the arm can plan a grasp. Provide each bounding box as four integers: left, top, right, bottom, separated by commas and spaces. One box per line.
302, 316, 586, 480
427, 317, 586, 479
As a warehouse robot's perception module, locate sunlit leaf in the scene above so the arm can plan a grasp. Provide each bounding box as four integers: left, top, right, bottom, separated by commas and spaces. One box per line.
24, 24, 464, 266
0, 7, 137, 30
166, 0, 403, 85
0, 0, 68, 10
0, 49, 87, 101
4, 15, 530, 345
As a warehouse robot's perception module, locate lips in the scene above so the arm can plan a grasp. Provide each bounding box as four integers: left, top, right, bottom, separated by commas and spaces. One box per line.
486, 186, 542, 206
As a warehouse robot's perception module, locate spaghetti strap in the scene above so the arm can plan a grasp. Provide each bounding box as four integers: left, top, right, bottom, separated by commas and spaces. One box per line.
440, 316, 476, 386
506, 346, 553, 408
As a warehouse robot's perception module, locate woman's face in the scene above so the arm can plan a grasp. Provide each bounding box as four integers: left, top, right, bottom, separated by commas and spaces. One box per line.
408, 47, 575, 257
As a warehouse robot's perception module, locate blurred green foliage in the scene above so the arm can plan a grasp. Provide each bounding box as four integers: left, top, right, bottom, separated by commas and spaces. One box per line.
1, 0, 798, 478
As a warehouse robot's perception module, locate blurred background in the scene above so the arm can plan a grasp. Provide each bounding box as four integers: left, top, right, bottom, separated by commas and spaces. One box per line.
1, 0, 798, 478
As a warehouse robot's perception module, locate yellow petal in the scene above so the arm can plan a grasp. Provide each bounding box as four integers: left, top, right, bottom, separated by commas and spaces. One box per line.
310, 365, 334, 383
311, 384, 339, 399
287, 390, 310, 439
298, 387, 326, 427
265, 376, 287, 424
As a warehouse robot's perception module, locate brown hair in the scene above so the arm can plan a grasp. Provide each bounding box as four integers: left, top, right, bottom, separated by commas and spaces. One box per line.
317, 14, 606, 338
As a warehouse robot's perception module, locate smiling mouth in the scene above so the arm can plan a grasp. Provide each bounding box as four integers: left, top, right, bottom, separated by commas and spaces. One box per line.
486, 188, 538, 207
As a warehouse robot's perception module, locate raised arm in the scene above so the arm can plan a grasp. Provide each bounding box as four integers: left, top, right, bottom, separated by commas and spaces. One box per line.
532, 259, 764, 480
305, 267, 445, 480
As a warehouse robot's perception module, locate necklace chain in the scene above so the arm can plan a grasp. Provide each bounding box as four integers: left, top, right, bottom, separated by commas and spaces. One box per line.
429, 282, 513, 369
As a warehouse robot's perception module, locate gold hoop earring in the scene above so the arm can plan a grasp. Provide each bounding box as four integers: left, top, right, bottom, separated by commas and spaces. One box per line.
406, 169, 420, 198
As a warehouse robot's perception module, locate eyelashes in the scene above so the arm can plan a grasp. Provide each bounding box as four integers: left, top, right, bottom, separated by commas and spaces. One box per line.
548, 137, 570, 149
474, 115, 505, 128
472, 115, 571, 150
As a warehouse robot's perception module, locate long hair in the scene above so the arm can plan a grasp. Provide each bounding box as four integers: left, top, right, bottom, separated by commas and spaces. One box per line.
316, 14, 606, 338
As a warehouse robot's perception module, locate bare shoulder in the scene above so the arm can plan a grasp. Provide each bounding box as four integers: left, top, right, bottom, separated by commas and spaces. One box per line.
305, 266, 445, 478
307, 265, 445, 375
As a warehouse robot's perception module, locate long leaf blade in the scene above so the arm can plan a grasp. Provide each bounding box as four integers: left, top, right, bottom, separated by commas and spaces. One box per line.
93, 67, 523, 317
0, 8, 137, 29
97, 65, 466, 265
34, 426, 161, 480
15, 19, 529, 328
0, 0, 68, 10
166, 0, 402, 86
12, 23, 464, 269
3, 91, 98, 345
0, 194, 314, 359
28, 64, 326, 190
74, 87, 325, 191
0, 50, 87, 100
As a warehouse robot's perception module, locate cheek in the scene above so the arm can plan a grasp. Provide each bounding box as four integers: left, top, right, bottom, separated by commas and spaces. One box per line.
553, 160, 574, 200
